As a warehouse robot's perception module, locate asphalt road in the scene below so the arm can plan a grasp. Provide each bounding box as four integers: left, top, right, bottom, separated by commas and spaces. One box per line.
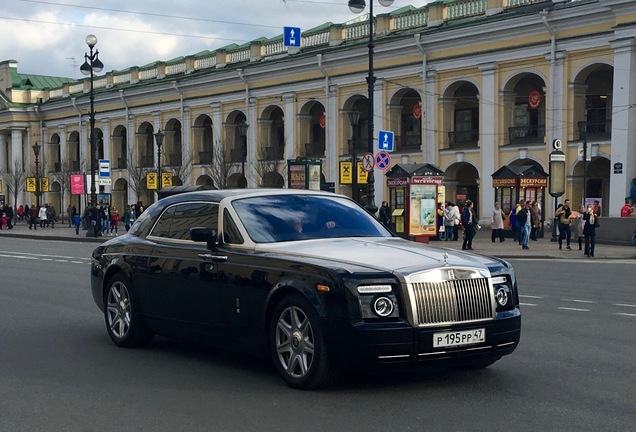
0, 237, 635, 432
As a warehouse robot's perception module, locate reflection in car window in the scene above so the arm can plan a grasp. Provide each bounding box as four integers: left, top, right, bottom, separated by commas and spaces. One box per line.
223, 209, 244, 244
149, 202, 218, 240
231, 195, 390, 243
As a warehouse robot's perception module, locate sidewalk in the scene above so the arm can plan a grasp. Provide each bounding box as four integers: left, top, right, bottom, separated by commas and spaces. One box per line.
1, 221, 635, 260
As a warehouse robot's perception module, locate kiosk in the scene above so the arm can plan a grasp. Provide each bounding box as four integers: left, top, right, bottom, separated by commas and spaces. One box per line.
491, 164, 548, 237
385, 163, 445, 241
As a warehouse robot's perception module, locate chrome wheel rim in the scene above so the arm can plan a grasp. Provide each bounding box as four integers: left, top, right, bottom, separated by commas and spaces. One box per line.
275, 306, 314, 379
106, 281, 131, 339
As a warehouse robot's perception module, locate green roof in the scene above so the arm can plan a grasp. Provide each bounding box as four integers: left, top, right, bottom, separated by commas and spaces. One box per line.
10, 68, 75, 90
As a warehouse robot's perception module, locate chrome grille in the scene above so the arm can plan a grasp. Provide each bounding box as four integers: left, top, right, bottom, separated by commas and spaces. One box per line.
412, 277, 494, 326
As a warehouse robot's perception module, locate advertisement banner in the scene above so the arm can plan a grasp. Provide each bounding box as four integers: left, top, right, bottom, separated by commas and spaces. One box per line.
71, 174, 85, 195
409, 184, 438, 237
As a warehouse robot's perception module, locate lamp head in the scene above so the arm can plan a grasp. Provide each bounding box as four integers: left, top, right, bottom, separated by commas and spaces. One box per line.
379, 0, 394, 6
92, 54, 104, 73
32, 142, 41, 157
238, 121, 249, 137
347, 108, 361, 126
154, 129, 165, 148
348, 0, 365, 14
80, 55, 91, 76
85, 34, 98, 48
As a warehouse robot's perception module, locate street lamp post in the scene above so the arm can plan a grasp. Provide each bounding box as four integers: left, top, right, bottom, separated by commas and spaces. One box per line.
348, 108, 361, 203
238, 121, 249, 187
549, 139, 566, 242
32, 143, 41, 209
80, 34, 104, 208
349, 0, 394, 216
154, 129, 165, 197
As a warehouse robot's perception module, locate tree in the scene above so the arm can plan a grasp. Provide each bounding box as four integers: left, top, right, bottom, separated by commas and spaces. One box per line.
167, 151, 193, 186
253, 139, 286, 188
202, 132, 234, 189
52, 158, 82, 218
3, 161, 27, 206
126, 150, 150, 203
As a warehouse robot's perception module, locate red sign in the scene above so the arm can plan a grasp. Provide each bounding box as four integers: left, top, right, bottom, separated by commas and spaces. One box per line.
71, 174, 85, 195
528, 90, 542, 109
412, 102, 422, 119
387, 177, 408, 187
411, 176, 444, 185
319, 113, 326, 129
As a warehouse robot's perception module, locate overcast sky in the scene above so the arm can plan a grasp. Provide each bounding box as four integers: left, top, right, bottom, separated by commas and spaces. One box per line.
2, 0, 432, 79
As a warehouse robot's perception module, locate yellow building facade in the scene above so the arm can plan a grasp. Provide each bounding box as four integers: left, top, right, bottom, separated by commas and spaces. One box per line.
1, 0, 635, 222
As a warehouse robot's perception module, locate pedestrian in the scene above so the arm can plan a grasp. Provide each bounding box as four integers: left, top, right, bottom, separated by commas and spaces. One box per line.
0, 212, 7, 230
516, 200, 534, 250
490, 202, 505, 243
124, 204, 135, 232
583, 204, 598, 257
461, 200, 479, 251
436, 202, 445, 240
110, 206, 119, 236
452, 202, 461, 241
443, 202, 455, 241
555, 198, 572, 250
47, 204, 57, 228
5, 204, 14, 229
90, 204, 102, 237
620, 200, 631, 217
28, 204, 38, 230
17, 205, 24, 222
67, 204, 74, 227
573, 205, 586, 251
510, 201, 521, 244
378, 201, 391, 229
530, 200, 540, 241
73, 212, 82, 235
38, 204, 48, 228
102, 204, 110, 234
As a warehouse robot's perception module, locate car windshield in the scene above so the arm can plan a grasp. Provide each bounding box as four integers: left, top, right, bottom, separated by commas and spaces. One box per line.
231, 194, 391, 243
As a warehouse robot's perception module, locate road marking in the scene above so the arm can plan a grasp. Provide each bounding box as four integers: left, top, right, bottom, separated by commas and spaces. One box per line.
0, 250, 90, 260
562, 299, 595, 304
616, 313, 636, 317
558, 307, 590, 312
520, 295, 543, 299
615, 303, 636, 308
0, 253, 38, 260
520, 303, 537, 306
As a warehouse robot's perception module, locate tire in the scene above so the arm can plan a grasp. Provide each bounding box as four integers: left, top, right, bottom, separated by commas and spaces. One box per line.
104, 273, 153, 348
269, 294, 337, 389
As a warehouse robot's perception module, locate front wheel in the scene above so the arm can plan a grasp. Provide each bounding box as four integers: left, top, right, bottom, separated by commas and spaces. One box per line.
269, 294, 337, 389
104, 273, 153, 348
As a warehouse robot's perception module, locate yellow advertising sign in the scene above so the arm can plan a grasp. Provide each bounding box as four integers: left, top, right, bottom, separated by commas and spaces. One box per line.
40, 177, 49, 192
146, 172, 158, 190
26, 177, 36, 192
0, 179, 2, 193
161, 171, 173, 188
339, 161, 367, 184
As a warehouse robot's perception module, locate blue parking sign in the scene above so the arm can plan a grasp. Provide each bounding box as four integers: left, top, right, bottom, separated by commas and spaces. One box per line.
378, 130, 394, 152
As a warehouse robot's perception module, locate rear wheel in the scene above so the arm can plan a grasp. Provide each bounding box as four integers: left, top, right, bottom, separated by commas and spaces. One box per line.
104, 273, 153, 348
269, 294, 337, 389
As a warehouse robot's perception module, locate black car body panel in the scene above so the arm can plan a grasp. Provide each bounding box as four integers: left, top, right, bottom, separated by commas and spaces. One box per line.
91, 189, 521, 387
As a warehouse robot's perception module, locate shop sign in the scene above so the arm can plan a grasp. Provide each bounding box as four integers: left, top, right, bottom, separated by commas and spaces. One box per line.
71, 174, 85, 195
319, 113, 326, 129
528, 90, 542, 109
412, 102, 422, 119
290, 164, 306, 189
492, 178, 517, 188
519, 177, 547, 187
411, 176, 444, 185
387, 177, 408, 187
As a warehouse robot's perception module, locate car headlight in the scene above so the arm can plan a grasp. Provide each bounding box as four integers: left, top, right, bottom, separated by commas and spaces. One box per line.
355, 284, 400, 320
492, 276, 512, 310
372, 296, 395, 317
495, 286, 509, 307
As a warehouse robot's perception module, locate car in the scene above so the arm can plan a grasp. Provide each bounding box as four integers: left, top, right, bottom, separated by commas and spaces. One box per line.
90, 189, 521, 389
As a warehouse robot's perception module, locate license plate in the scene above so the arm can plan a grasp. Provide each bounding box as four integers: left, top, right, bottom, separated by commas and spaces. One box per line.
433, 328, 485, 348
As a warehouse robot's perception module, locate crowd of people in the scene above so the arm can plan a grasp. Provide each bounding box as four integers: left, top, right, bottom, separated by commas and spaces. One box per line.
0, 200, 145, 236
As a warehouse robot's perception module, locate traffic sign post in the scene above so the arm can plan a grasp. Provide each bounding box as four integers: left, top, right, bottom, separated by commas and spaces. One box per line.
362, 153, 375, 172
284, 27, 301, 48
375, 151, 391, 170
378, 130, 394, 152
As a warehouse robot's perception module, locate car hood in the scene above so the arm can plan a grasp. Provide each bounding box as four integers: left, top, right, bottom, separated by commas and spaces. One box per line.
256, 237, 507, 276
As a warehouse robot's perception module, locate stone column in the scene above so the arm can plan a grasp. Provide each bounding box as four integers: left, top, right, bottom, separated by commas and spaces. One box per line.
479, 63, 497, 210
610, 38, 636, 216
283, 93, 296, 161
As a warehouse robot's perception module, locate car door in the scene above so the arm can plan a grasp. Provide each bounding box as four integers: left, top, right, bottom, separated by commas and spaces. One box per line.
146, 201, 224, 332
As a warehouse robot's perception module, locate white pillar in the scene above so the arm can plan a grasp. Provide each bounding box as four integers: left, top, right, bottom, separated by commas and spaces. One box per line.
610, 38, 636, 216
326, 85, 338, 189
424, 70, 437, 164
246, 99, 256, 187
283, 93, 296, 161
101, 119, 111, 193
0, 133, 7, 173
479, 63, 497, 213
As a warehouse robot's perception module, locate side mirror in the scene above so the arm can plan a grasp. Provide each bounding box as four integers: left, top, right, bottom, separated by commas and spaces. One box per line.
190, 227, 218, 251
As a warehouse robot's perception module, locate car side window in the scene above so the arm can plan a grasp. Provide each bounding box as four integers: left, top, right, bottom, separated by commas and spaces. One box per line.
149, 201, 218, 241
223, 208, 244, 244
171, 202, 218, 240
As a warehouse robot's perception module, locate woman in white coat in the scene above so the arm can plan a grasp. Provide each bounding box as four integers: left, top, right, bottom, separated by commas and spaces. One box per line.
38, 204, 48, 228
491, 202, 505, 243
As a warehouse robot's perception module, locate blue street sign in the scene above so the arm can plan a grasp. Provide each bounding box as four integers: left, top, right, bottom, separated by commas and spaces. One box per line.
99, 159, 110, 178
375, 151, 391, 170
284, 27, 301, 48
378, 130, 394, 152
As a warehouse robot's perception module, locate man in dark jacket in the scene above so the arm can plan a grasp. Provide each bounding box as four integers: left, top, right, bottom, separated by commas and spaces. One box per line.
461, 200, 479, 251
516, 200, 536, 250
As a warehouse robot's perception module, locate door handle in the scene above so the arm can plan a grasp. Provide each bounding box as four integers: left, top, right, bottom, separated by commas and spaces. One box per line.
198, 253, 228, 263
